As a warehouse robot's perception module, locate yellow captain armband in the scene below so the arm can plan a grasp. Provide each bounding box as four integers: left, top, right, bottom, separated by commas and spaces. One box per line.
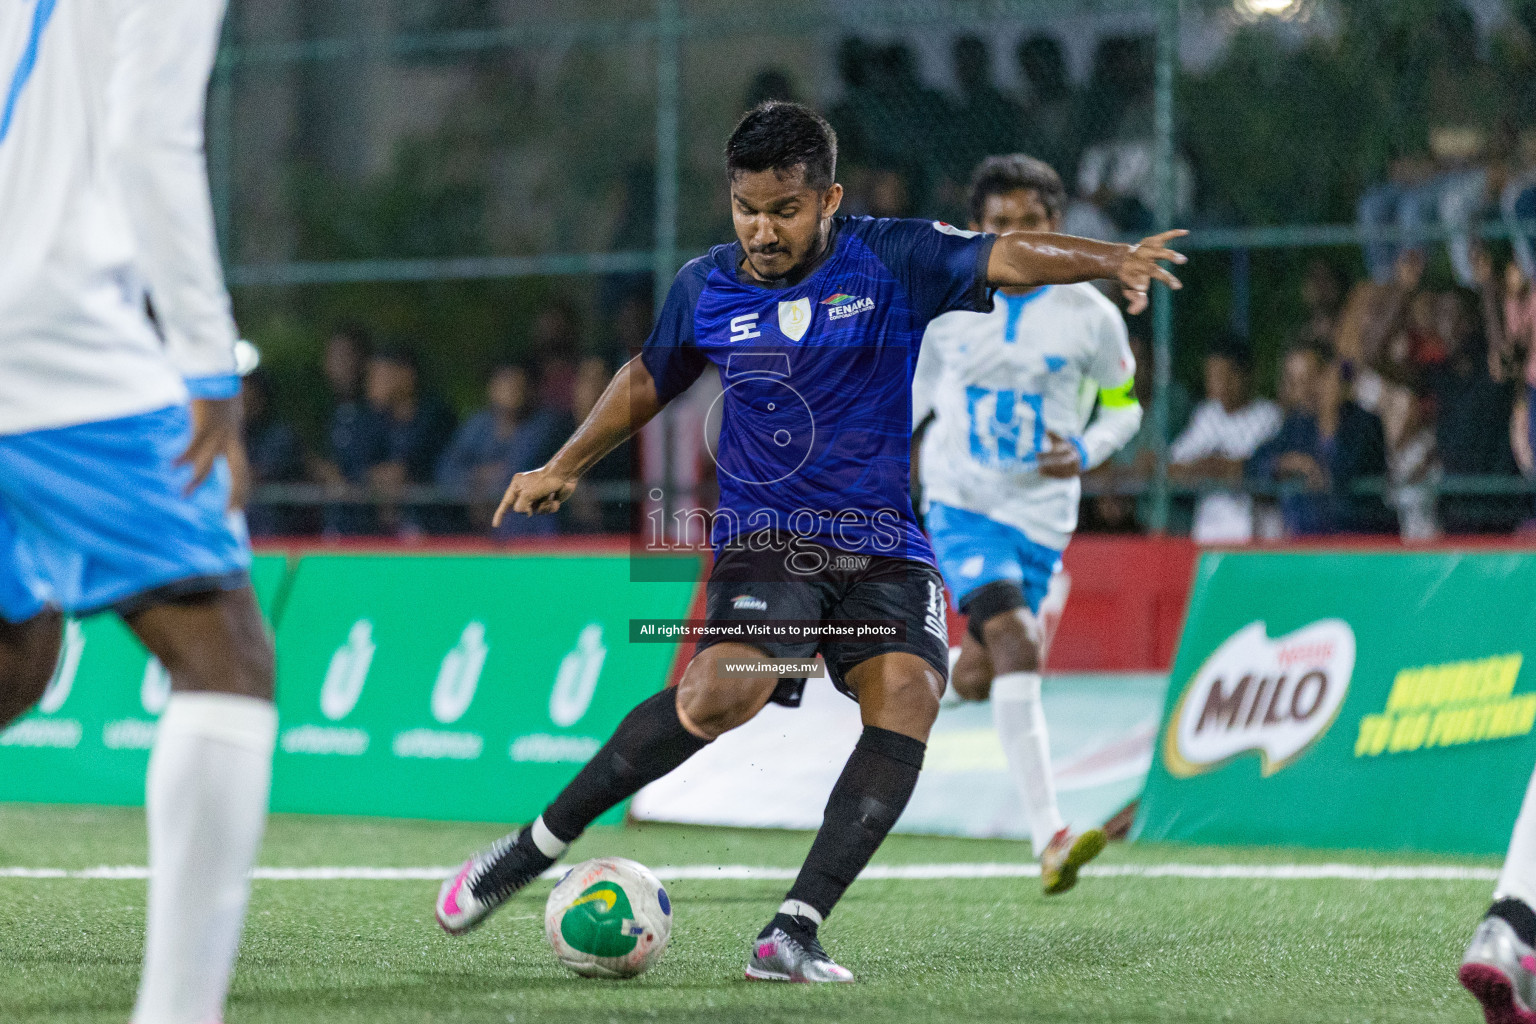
1098, 380, 1139, 409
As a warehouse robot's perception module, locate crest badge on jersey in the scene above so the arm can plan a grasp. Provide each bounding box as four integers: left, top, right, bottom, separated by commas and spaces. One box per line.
778, 298, 812, 341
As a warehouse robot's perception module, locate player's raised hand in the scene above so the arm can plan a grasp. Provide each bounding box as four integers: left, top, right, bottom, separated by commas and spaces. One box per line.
1038, 431, 1085, 479
1118, 229, 1188, 315
178, 397, 249, 507
493, 464, 578, 526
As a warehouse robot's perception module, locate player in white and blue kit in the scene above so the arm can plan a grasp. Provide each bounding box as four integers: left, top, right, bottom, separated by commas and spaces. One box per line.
913, 155, 1144, 895
0, 2, 275, 1022
436, 105, 1185, 982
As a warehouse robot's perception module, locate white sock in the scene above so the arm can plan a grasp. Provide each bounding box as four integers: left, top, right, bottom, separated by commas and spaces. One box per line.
991, 672, 1065, 856
1496, 763, 1536, 909
530, 816, 570, 859
134, 693, 276, 1024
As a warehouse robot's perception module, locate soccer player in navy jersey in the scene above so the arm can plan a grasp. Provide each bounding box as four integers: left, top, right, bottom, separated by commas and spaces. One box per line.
436, 102, 1185, 982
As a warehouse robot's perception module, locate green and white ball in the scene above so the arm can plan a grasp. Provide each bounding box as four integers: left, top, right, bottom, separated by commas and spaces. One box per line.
544, 857, 672, 979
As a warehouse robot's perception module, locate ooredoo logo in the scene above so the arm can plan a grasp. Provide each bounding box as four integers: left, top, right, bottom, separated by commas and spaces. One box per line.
1164, 619, 1355, 778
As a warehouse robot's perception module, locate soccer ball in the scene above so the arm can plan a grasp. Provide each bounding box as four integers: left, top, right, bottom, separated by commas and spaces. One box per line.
544, 857, 672, 979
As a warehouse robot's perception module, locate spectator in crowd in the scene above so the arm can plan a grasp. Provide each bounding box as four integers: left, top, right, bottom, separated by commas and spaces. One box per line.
598, 164, 655, 352
1075, 35, 1194, 233
438, 360, 534, 529
828, 37, 875, 171
560, 356, 635, 535
862, 43, 948, 212
1288, 259, 1348, 354
1482, 252, 1536, 477
317, 345, 456, 535
1386, 383, 1441, 541
949, 36, 1022, 183
1427, 288, 1525, 533
241, 369, 306, 538
436, 359, 566, 539
1168, 339, 1283, 544
1246, 344, 1394, 536
1017, 34, 1077, 181
364, 346, 458, 532
323, 324, 370, 408
1086, 332, 1193, 532
530, 301, 582, 416
1356, 127, 1508, 291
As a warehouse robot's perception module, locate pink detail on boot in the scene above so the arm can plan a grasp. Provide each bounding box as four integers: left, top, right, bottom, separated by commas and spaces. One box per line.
442, 863, 473, 916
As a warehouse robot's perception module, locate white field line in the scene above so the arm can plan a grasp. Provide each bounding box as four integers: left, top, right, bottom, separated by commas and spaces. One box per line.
0, 862, 1500, 882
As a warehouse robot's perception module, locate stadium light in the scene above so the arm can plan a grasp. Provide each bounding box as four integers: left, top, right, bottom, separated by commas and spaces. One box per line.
1235, 0, 1302, 16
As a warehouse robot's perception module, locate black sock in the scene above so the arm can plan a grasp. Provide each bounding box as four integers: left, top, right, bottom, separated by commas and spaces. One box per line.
782, 725, 925, 921
541, 687, 709, 843
1490, 897, 1536, 946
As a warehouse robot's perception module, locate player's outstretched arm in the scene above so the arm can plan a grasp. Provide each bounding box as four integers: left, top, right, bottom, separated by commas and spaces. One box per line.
493, 356, 665, 526
986, 229, 1188, 315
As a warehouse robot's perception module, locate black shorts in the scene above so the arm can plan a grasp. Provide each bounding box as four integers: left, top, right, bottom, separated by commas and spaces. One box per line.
698, 533, 951, 706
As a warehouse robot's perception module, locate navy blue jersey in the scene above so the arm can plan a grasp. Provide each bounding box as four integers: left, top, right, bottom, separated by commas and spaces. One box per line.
642, 216, 996, 564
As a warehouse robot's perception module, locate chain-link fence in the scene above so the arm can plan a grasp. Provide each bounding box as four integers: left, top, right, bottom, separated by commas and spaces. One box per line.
223, 0, 1536, 542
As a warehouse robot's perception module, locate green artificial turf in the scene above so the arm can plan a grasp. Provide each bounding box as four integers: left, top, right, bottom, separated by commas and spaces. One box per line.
0, 803, 1500, 1023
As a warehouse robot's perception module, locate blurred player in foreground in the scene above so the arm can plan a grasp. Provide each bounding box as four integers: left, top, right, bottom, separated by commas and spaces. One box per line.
0, 2, 274, 1022
436, 102, 1185, 983
912, 155, 1140, 894
1462, 771, 1536, 1022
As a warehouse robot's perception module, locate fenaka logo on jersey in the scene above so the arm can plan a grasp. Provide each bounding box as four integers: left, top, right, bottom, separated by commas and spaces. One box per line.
778, 299, 812, 341
731, 594, 768, 612
1164, 619, 1355, 778
821, 292, 875, 321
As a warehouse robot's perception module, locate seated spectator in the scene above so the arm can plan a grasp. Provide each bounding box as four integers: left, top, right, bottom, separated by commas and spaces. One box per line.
531, 302, 582, 415
320, 346, 456, 536
323, 324, 370, 408
438, 361, 530, 515
561, 356, 634, 535
241, 369, 306, 538
1246, 344, 1394, 536
1288, 259, 1347, 354
1087, 332, 1192, 532
1168, 339, 1282, 544
438, 360, 564, 536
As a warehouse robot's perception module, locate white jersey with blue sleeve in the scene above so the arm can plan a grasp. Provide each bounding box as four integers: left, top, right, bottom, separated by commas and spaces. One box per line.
914, 282, 1140, 552
0, 0, 239, 437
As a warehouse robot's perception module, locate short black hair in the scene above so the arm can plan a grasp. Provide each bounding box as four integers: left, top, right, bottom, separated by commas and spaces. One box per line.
966, 154, 1066, 226
725, 101, 837, 190
371, 344, 420, 377
1286, 339, 1334, 365
1207, 334, 1253, 374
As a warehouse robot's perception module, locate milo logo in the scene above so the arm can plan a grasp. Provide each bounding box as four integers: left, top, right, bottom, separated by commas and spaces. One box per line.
1164, 619, 1355, 778
559, 882, 643, 957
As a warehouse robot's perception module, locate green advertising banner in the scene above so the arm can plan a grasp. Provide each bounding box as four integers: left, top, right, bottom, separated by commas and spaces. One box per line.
0, 552, 699, 825
1135, 551, 1536, 854
266, 553, 697, 822
0, 555, 289, 806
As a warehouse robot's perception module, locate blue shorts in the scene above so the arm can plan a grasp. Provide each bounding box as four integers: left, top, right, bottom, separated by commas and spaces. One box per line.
926, 502, 1062, 615
0, 405, 250, 623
